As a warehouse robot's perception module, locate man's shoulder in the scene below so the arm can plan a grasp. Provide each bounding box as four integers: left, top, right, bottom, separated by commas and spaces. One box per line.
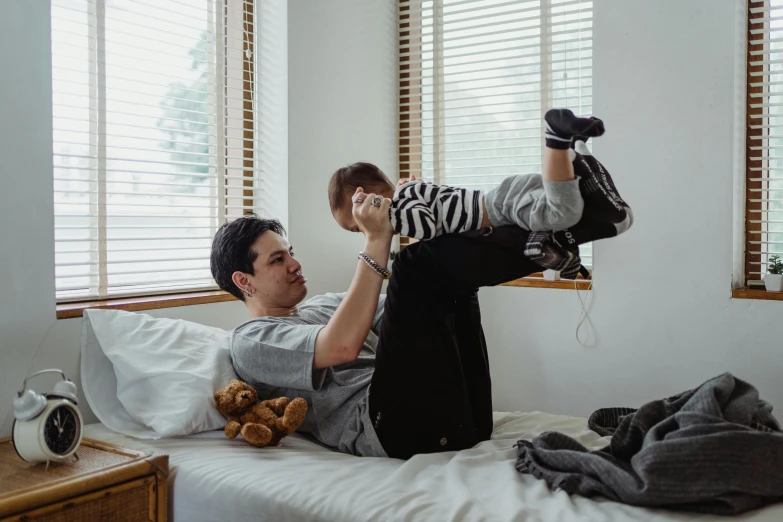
230, 311, 316, 350
232, 315, 288, 338
305, 292, 346, 304
233, 293, 345, 332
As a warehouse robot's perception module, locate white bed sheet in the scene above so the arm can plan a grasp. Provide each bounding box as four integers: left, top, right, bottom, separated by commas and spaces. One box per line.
84, 411, 783, 522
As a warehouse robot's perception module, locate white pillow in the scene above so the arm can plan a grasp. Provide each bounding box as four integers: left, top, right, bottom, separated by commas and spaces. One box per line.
81, 309, 238, 439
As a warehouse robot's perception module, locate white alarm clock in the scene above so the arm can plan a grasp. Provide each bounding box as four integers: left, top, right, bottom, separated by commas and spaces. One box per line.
12, 369, 83, 466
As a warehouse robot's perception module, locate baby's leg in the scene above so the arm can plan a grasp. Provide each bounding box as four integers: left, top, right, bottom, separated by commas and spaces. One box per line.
573, 140, 630, 227
542, 108, 604, 183
483, 109, 603, 231
543, 147, 576, 183
553, 140, 634, 247
512, 109, 606, 278
481, 171, 582, 232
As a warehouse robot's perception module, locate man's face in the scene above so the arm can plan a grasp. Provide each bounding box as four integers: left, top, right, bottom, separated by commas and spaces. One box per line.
242, 231, 307, 308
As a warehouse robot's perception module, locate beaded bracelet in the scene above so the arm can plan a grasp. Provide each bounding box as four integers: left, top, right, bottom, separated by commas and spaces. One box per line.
358, 251, 390, 278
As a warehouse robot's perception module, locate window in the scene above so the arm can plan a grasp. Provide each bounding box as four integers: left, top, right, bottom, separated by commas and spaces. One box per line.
51, 0, 259, 303
744, 0, 783, 289
398, 0, 594, 271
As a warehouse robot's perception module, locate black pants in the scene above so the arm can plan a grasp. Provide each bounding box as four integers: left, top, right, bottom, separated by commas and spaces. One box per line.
369, 225, 539, 459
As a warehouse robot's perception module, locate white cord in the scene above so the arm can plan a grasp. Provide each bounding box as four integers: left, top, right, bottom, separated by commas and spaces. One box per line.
239, 1, 254, 86
238, 0, 256, 181
574, 272, 594, 346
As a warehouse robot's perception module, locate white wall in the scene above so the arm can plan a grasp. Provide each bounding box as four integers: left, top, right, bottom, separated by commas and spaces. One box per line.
288, 0, 398, 297
287, 0, 783, 416
0, 1, 279, 437
5, 0, 779, 437
483, 0, 783, 415
257, 0, 290, 229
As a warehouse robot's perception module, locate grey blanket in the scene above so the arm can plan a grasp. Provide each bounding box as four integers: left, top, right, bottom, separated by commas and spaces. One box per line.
515, 373, 783, 515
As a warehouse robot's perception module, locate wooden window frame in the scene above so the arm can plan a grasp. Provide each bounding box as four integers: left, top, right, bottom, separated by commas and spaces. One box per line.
56, 290, 237, 320
398, 2, 420, 253
56, 1, 253, 319
732, 0, 783, 301
239, 0, 256, 216
396, 0, 591, 291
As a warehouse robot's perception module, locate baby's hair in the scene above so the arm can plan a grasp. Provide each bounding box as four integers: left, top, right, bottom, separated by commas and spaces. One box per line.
328, 162, 395, 212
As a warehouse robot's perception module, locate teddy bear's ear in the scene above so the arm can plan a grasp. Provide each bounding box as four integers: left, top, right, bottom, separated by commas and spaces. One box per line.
213, 389, 228, 411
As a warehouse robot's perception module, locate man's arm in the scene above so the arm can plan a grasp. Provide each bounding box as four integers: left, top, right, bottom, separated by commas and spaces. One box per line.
313, 190, 393, 369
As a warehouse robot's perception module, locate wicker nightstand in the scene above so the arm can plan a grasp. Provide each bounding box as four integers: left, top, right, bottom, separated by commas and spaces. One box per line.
0, 437, 168, 522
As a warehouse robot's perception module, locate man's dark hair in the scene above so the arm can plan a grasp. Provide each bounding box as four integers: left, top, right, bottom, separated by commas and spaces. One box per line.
328, 162, 395, 212
210, 215, 287, 301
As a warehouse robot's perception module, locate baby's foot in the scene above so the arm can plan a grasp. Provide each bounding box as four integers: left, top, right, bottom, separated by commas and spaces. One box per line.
524, 231, 582, 275
545, 108, 605, 150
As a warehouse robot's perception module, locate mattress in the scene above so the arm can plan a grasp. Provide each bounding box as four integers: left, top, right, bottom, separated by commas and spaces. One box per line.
84, 411, 783, 522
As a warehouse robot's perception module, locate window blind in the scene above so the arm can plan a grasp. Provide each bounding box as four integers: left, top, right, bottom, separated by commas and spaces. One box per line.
746, 0, 783, 286
399, 0, 594, 268
52, 0, 259, 301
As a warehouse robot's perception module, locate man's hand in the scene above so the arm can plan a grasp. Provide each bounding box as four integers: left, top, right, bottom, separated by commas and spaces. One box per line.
352, 188, 393, 241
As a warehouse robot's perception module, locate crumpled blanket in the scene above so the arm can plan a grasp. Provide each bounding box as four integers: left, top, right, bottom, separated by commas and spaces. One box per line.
515, 373, 783, 515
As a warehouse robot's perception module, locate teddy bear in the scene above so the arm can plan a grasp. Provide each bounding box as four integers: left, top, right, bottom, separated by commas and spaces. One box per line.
213, 379, 308, 448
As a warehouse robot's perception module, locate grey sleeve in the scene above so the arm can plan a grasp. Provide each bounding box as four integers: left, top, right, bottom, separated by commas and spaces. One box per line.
485, 174, 584, 232
230, 321, 328, 392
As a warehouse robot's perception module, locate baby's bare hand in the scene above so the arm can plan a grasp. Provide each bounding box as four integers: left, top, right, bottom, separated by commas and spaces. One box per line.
397, 174, 433, 187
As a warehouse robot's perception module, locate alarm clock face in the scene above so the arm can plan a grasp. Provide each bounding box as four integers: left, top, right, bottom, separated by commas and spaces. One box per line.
43, 404, 80, 456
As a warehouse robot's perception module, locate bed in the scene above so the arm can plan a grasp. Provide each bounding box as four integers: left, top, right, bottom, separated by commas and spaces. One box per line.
79, 310, 783, 521
84, 411, 783, 522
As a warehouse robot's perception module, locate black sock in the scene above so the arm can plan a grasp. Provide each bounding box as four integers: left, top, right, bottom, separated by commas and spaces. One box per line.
571, 141, 633, 232
553, 219, 620, 247
552, 146, 634, 247
571, 135, 589, 149
545, 109, 605, 150
524, 232, 582, 278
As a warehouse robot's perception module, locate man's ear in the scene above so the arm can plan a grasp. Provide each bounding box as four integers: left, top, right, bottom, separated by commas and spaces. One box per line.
231, 271, 249, 294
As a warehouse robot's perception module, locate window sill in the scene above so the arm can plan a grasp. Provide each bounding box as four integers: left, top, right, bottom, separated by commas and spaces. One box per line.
501, 273, 592, 290
55, 273, 589, 320
732, 287, 783, 301
56, 290, 238, 320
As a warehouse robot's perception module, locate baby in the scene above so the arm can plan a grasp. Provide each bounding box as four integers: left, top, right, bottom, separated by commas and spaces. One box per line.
328, 109, 634, 279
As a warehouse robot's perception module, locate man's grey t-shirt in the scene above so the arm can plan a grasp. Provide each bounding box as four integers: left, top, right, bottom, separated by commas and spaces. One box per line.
229, 292, 388, 457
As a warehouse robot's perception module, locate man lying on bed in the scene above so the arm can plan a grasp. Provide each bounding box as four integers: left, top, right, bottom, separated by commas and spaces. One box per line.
209, 211, 542, 459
